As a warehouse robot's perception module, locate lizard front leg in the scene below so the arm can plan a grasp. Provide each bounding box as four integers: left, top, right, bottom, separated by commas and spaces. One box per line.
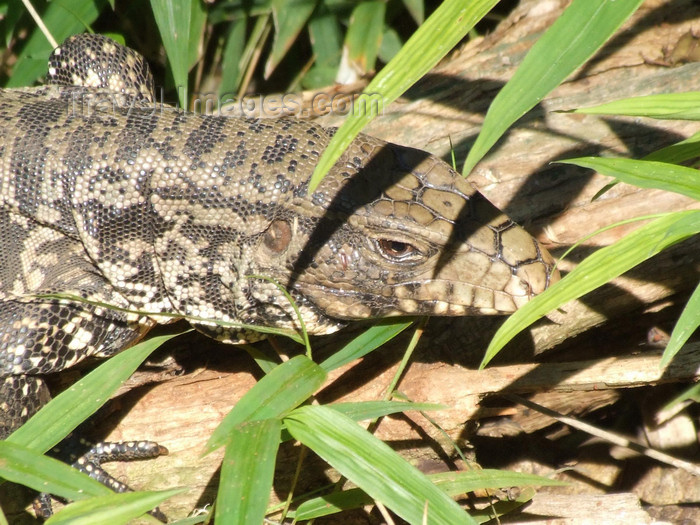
0, 297, 168, 520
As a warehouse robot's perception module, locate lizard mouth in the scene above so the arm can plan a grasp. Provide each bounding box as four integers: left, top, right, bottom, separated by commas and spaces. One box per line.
292, 276, 530, 321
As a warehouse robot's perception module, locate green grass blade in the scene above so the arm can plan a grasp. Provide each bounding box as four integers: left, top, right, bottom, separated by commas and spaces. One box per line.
218, 17, 247, 97
427, 469, 566, 494
240, 343, 280, 374
7, 332, 180, 452
342, 1, 386, 77
6, 0, 105, 87
204, 355, 326, 454
463, 0, 643, 175
661, 280, 700, 367
560, 157, 700, 201
320, 319, 413, 371
165, 516, 208, 525
378, 27, 403, 63
574, 91, 700, 120
305, 4, 343, 89
643, 131, 700, 164
295, 469, 564, 520
330, 400, 443, 421
1, 1, 21, 49
402, 0, 424, 25
309, 0, 498, 191
46, 488, 184, 525
149, 0, 206, 107
265, 0, 317, 79
215, 419, 281, 525
0, 441, 110, 500
286, 405, 476, 524
482, 211, 700, 367
294, 489, 370, 520
664, 383, 700, 412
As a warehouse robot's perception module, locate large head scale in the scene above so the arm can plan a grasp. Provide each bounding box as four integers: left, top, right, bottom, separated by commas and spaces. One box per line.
247, 133, 559, 336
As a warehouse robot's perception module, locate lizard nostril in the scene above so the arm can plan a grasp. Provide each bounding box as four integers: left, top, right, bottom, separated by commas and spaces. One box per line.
263, 220, 292, 253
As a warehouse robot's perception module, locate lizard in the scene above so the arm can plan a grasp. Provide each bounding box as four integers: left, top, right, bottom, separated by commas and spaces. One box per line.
0, 33, 559, 511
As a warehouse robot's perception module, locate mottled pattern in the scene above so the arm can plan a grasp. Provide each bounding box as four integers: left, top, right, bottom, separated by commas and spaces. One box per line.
0, 34, 558, 437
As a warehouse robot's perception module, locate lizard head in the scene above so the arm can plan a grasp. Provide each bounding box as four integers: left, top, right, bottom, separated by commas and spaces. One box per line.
250, 134, 559, 335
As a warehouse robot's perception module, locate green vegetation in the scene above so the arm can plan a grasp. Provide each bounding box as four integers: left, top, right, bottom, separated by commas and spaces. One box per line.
1, 0, 698, 523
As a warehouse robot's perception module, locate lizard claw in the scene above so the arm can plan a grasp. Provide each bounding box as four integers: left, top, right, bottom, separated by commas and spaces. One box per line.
33, 440, 169, 522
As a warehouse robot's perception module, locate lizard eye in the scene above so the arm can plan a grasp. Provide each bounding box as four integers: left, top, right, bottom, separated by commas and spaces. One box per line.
377, 239, 420, 260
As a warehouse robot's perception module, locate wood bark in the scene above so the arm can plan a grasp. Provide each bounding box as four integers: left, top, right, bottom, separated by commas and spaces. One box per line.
11, 1, 700, 522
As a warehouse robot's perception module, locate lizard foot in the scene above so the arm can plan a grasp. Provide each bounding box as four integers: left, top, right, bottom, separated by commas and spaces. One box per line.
33, 440, 169, 522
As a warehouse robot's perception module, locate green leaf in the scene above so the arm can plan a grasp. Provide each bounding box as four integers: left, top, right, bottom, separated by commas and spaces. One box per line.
482, 211, 700, 367
0, 441, 110, 501
304, 3, 343, 88
342, 1, 386, 76
2, 0, 24, 49
218, 17, 248, 97
215, 419, 281, 525
7, 332, 180, 453
46, 489, 184, 525
643, 131, 700, 165
149, 0, 206, 107
378, 27, 403, 64
559, 157, 700, 201
574, 91, 700, 120
308, 4, 342, 69
240, 343, 281, 375
662, 280, 700, 366
310, 0, 498, 191
295, 489, 370, 520
463, 0, 644, 175
320, 319, 413, 371
402, 0, 424, 25
296, 469, 565, 520
204, 355, 326, 454
265, 0, 317, 79
6, 0, 106, 87
286, 405, 476, 524
330, 400, 443, 421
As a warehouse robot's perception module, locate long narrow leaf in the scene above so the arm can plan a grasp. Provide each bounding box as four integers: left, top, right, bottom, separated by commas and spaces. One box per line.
46, 489, 184, 525
341, 1, 386, 77
204, 355, 326, 454
482, 211, 700, 367
286, 405, 476, 524
643, 131, 700, 164
662, 281, 700, 366
330, 400, 443, 421
559, 157, 700, 201
463, 0, 643, 174
310, 0, 498, 191
7, 332, 180, 452
215, 419, 281, 525
6, 0, 105, 87
265, 0, 317, 79
149, 0, 205, 107
295, 469, 565, 520
574, 91, 700, 120
320, 319, 413, 371
0, 441, 110, 501
305, 4, 343, 88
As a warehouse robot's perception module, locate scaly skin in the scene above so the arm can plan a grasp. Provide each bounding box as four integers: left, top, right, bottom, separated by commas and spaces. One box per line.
0, 34, 558, 440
